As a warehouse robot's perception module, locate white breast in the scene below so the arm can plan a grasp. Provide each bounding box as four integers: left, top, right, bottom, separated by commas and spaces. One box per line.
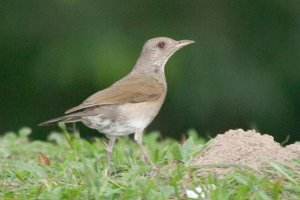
118, 100, 163, 130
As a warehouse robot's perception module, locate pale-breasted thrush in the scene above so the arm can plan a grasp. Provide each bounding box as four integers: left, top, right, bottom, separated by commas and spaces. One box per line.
40, 37, 194, 168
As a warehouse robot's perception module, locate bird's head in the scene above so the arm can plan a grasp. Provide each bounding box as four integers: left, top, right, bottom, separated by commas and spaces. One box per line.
135, 37, 194, 73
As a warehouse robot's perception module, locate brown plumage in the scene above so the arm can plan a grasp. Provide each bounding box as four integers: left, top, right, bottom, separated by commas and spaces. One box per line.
65, 76, 165, 114
39, 37, 194, 170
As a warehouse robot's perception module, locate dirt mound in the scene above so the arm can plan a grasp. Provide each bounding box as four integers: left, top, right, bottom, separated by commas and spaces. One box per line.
192, 129, 300, 175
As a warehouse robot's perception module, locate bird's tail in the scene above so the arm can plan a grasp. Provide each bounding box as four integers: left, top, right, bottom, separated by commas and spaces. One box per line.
39, 113, 82, 126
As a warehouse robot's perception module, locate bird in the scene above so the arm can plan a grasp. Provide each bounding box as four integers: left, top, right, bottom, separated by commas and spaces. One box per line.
39, 37, 194, 169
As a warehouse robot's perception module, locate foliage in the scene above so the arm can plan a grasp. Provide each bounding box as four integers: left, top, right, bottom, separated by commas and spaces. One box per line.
0, 127, 299, 199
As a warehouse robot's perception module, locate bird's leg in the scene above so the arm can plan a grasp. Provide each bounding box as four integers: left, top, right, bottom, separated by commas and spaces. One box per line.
134, 129, 154, 166
72, 122, 80, 138
72, 122, 77, 133
105, 136, 116, 174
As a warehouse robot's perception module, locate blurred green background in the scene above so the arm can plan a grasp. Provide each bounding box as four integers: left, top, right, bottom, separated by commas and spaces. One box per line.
1, 0, 299, 142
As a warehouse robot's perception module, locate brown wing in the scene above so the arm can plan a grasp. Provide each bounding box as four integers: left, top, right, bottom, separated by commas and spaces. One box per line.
65, 76, 165, 114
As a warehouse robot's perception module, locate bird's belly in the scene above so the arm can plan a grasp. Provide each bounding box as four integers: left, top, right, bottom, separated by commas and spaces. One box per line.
81, 116, 136, 136
81, 100, 164, 136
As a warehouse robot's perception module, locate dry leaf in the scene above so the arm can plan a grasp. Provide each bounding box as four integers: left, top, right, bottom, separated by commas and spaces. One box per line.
39, 152, 51, 166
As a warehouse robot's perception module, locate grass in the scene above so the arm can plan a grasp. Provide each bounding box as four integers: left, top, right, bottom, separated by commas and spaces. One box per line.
0, 127, 299, 200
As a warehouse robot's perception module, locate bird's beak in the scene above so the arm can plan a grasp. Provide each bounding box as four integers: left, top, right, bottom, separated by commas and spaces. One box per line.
176, 40, 195, 48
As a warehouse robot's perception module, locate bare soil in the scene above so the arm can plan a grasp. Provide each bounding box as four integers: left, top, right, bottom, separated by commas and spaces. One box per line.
192, 129, 300, 175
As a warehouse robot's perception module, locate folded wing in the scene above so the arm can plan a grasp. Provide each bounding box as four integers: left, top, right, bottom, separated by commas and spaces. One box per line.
65, 76, 165, 114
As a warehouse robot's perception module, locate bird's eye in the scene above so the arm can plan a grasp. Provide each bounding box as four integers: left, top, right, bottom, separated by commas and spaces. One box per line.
157, 41, 166, 49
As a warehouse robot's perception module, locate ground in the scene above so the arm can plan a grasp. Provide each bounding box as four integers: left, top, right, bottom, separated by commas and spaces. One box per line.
0, 126, 299, 199
192, 129, 300, 175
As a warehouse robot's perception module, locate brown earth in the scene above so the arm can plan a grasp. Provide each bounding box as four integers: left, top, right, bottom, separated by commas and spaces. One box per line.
192, 129, 300, 175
